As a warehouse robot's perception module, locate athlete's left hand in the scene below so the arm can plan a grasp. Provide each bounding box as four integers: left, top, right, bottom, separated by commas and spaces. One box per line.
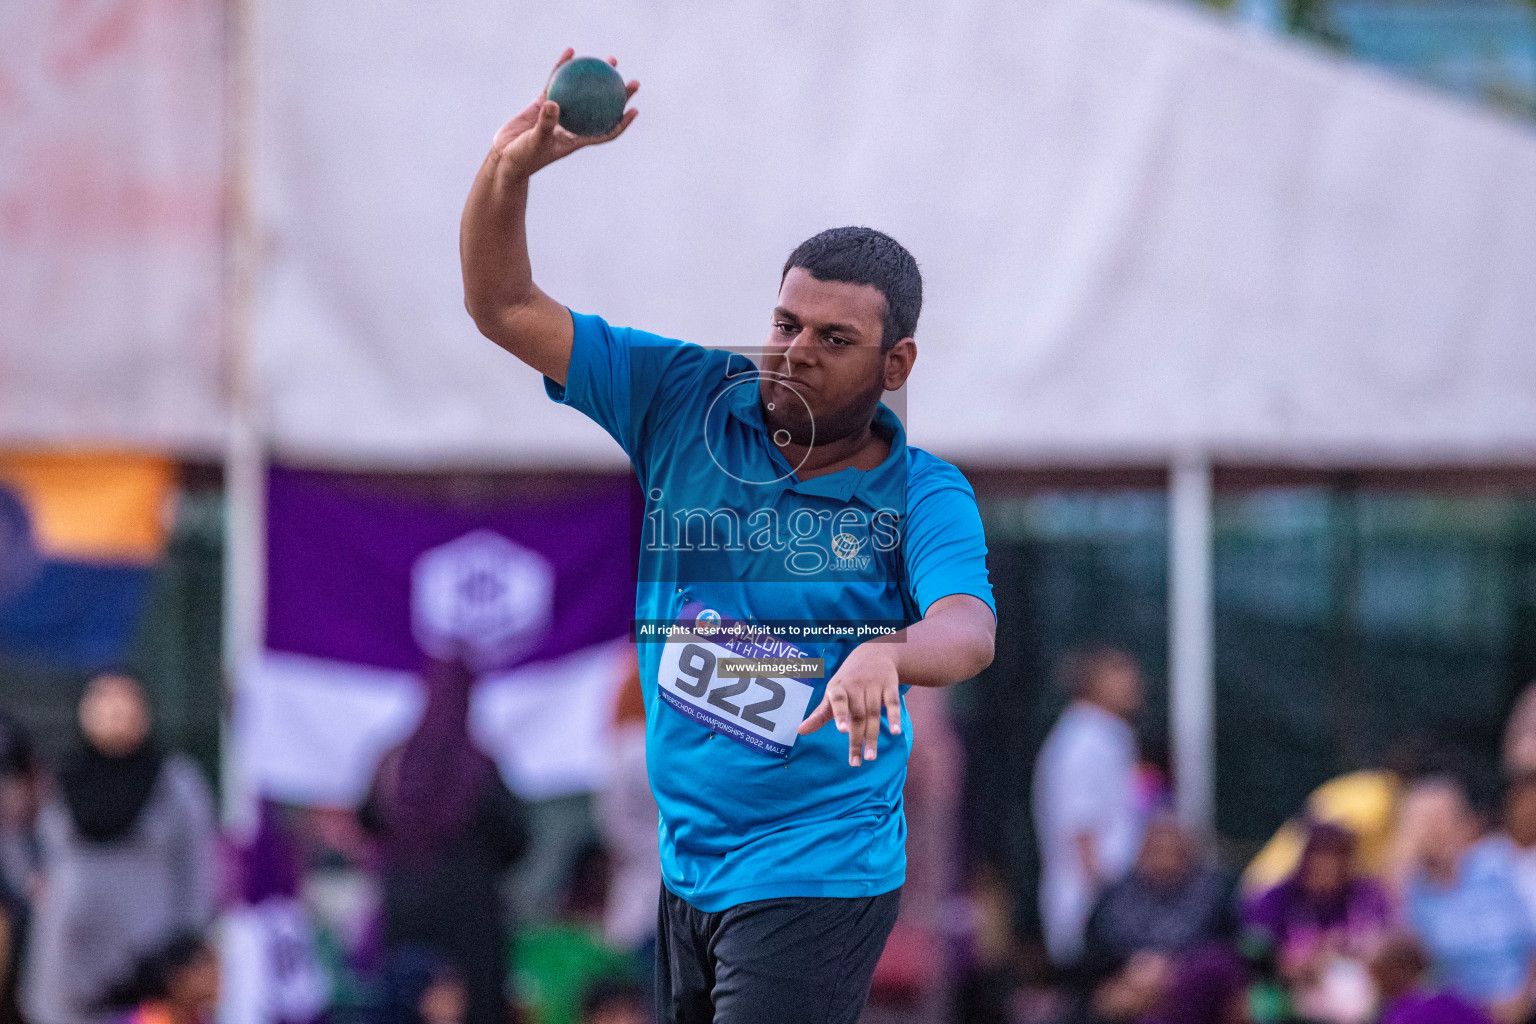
798, 642, 901, 767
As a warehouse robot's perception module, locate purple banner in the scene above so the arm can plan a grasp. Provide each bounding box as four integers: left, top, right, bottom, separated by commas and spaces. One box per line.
265, 467, 635, 672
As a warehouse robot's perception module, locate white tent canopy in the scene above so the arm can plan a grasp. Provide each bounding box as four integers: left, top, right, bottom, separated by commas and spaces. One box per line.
0, 0, 227, 453
4, 0, 1534, 466
247, 0, 1536, 469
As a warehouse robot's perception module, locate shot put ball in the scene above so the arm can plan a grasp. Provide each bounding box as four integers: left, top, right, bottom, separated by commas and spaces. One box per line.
547, 57, 627, 137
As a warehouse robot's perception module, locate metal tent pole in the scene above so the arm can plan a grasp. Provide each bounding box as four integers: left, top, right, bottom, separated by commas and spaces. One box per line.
219, 0, 264, 834
1169, 453, 1215, 832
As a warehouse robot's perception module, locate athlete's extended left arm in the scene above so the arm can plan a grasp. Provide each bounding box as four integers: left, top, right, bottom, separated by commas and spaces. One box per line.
797, 594, 995, 767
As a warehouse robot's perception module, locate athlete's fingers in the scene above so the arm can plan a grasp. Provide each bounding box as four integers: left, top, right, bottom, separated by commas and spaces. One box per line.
580, 106, 639, 148
542, 48, 575, 98
797, 696, 834, 735
884, 683, 902, 735
511, 100, 559, 165
860, 689, 882, 763
625, 79, 640, 99
611, 107, 640, 138
847, 689, 870, 766
491, 97, 542, 149
500, 100, 554, 163
829, 687, 851, 734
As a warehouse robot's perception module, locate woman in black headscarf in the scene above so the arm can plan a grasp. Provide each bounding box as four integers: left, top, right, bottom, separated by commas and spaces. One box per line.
22, 673, 218, 1024
360, 658, 529, 1024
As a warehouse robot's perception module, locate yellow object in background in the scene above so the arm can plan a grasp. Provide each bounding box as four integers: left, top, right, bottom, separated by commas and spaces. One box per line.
0, 451, 175, 564
1241, 769, 1402, 894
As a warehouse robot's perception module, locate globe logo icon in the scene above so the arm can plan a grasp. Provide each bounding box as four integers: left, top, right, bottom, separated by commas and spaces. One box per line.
831, 532, 866, 562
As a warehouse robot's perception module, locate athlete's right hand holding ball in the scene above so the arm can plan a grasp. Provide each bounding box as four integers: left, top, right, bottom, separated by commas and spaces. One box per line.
460, 49, 638, 380
485, 49, 638, 179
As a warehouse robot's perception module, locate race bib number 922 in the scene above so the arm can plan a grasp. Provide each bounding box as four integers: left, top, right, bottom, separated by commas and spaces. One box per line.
656, 634, 817, 758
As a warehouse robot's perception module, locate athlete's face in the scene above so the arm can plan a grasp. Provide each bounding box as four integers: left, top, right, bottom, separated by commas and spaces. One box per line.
760, 269, 915, 446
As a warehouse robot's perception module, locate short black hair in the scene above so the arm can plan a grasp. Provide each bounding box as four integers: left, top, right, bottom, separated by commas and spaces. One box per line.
781, 227, 922, 349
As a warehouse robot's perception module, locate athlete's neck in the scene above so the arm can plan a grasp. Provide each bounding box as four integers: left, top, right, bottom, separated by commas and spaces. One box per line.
780, 421, 890, 481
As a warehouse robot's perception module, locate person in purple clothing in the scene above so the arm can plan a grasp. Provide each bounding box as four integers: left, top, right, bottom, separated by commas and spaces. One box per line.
1243, 822, 1394, 1016
360, 657, 529, 1024
1371, 933, 1493, 1024
1144, 945, 1249, 1024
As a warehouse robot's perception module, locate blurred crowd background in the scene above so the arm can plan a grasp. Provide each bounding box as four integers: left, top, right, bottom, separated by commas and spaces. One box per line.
5, 0, 1536, 1023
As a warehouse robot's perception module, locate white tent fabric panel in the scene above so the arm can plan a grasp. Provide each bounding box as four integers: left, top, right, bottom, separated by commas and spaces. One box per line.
0, 0, 228, 454
4, 0, 1534, 465
251, 0, 1536, 468
239, 640, 630, 807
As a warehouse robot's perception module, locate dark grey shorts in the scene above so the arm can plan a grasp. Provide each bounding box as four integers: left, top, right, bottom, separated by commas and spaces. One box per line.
655, 885, 902, 1024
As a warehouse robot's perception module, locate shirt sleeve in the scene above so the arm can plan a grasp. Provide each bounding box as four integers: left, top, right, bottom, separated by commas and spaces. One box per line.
544, 309, 706, 463
901, 458, 996, 619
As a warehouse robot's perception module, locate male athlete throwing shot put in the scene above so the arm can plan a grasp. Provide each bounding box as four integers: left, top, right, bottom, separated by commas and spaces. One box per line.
461, 50, 997, 1024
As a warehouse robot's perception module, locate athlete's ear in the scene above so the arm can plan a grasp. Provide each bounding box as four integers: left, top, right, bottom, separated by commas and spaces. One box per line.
883, 338, 916, 392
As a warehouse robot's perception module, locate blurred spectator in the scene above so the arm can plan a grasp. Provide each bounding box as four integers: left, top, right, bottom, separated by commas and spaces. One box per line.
23, 673, 218, 1024
577, 978, 647, 1024
1243, 822, 1391, 1023
413, 963, 464, 1024
1143, 945, 1249, 1024
291, 806, 382, 1024
1241, 742, 1473, 902
1241, 769, 1401, 897
867, 685, 963, 1020
593, 656, 657, 984
1, 712, 40, 1024
359, 657, 528, 1024
378, 950, 464, 1024
1502, 680, 1536, 777
0, 712, 40, 903
1, 868, 20, 1024
105, 933, 220, 1024
218, 803, 329, 1024
512, 842, 637, 1024
949, 864, 1019, 1024
1072, 815, 1235, 1023
1033, 647, 1146, 966
1401, 778, 1536, 1021
1370, 933, 1493, 1024
1482, 771, 1536, 924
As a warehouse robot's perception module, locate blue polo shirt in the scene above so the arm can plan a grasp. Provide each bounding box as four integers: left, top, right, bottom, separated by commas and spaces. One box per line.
547, 310, 993, 910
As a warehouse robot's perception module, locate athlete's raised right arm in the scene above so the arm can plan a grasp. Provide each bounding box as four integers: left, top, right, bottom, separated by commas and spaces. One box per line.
460, 50, 638, 387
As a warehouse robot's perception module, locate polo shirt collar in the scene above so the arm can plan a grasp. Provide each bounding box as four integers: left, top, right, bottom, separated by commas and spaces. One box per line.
725, 375, 907, 509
